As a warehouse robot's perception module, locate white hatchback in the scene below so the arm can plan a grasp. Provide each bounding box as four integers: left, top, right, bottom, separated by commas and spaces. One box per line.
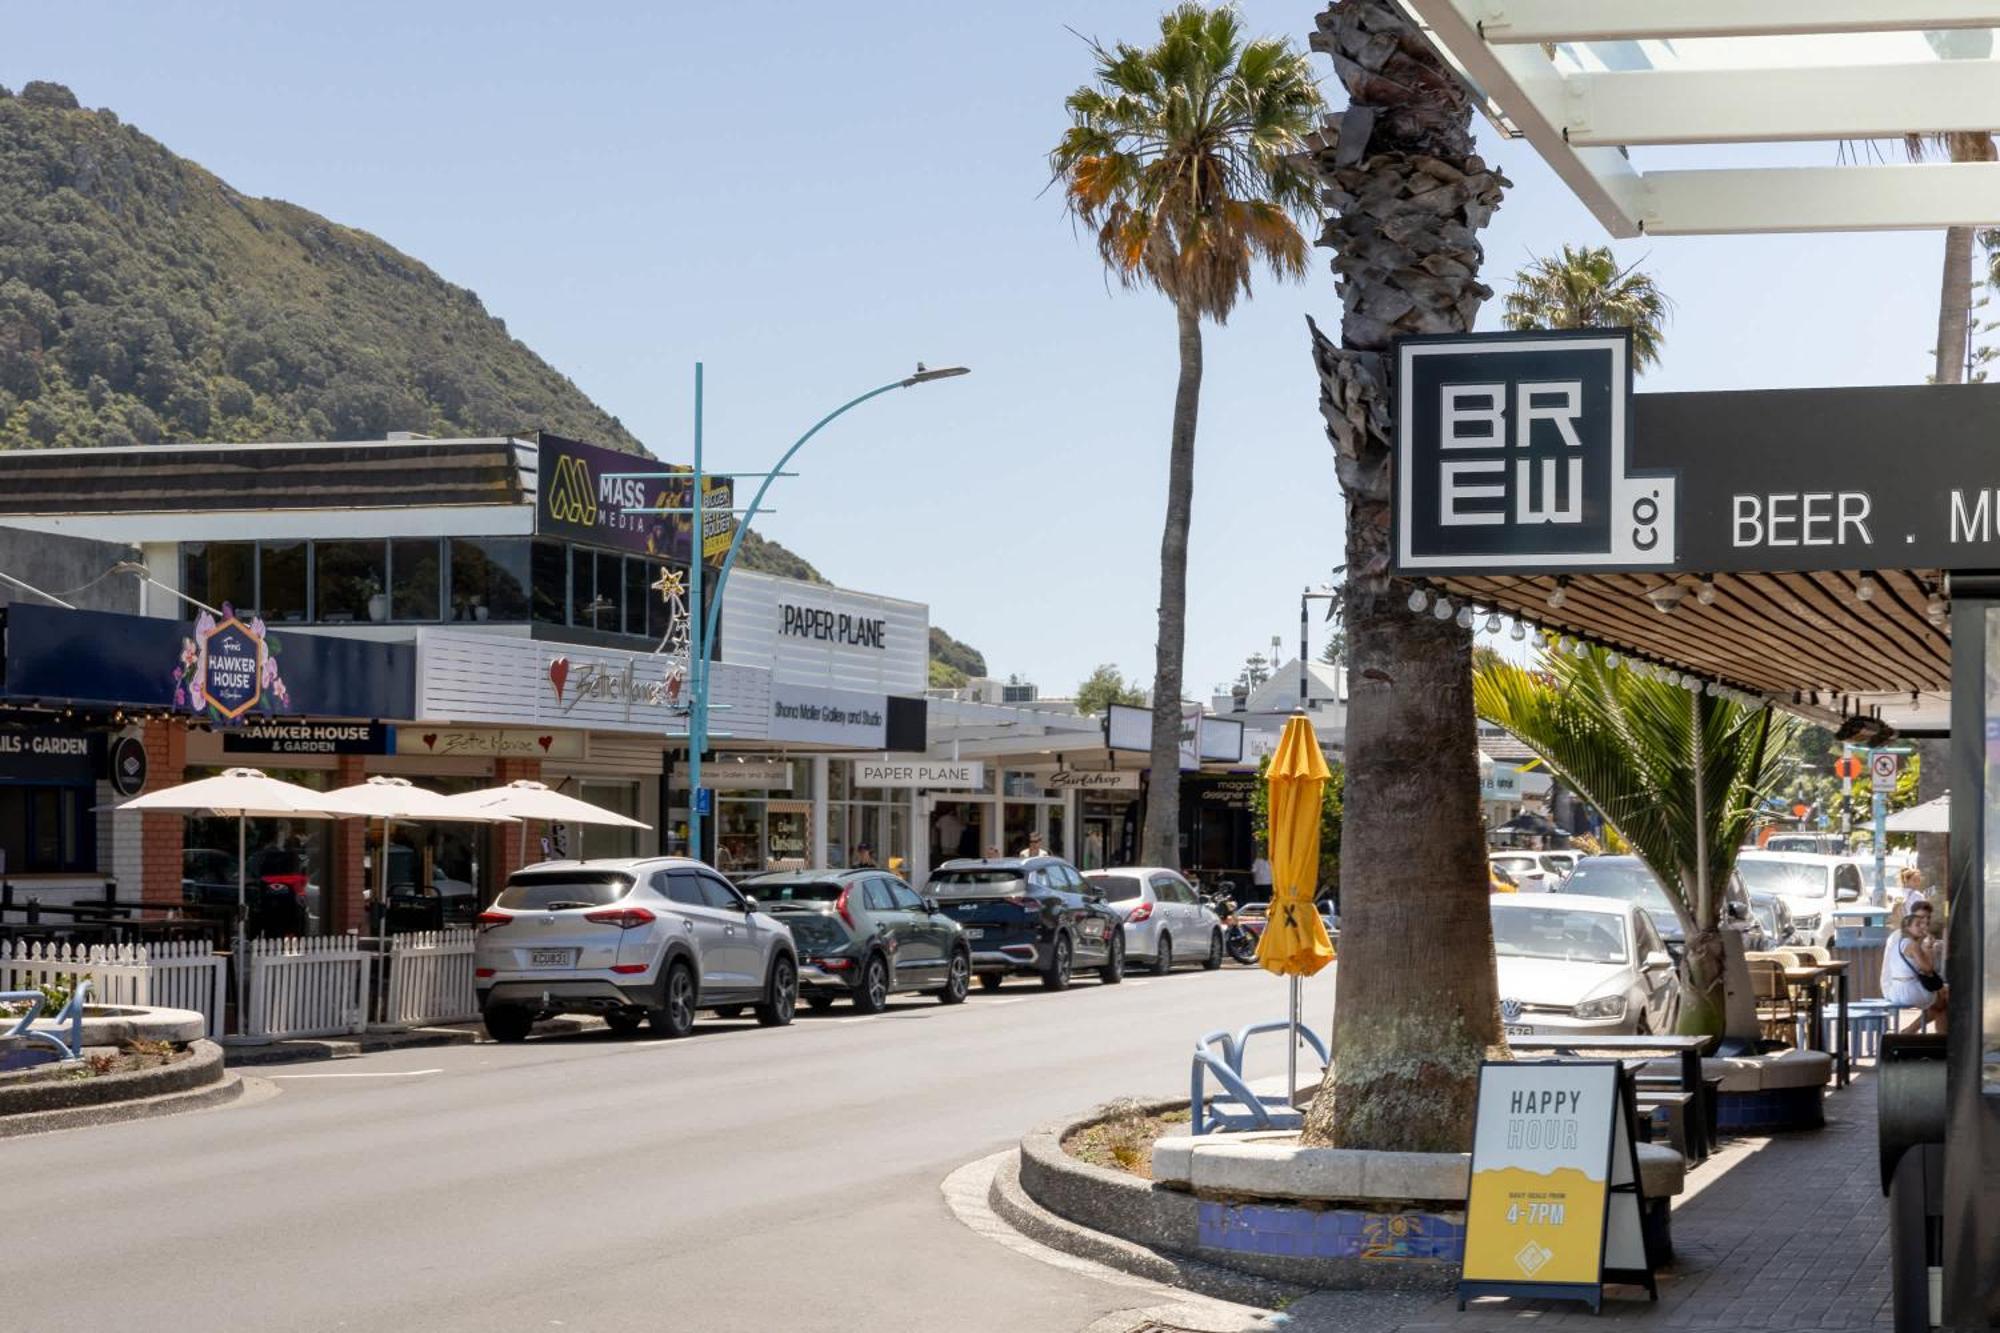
1733, 851, 1870, 949
1083, 867, 1225, 974
1491, 893, 1679, 1037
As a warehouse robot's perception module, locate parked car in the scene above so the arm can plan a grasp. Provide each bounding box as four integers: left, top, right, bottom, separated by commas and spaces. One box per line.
473, 858, 798, 1042
1539, 849, 1580, 879
1491, 892, 1680, 1037
1733, 851, 1868, 949
181, 847, 307, 937
1488, 852, 1552, 891
1763, 832, 1848, 856
1552, 854, 1754, 953
737, 868, 970, 1012
928, 856, 1124, 990
1747, 891, 1799, 950
1083, 866, 1225, 973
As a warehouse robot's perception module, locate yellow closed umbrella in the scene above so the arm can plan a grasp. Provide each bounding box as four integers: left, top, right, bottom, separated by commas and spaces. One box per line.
1257, 713, 1335, 977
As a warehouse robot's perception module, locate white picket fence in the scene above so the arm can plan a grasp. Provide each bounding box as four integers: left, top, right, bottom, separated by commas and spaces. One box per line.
244, 934, 370, 1040
381, 929, 479, 1027
0, 939, 227, 1038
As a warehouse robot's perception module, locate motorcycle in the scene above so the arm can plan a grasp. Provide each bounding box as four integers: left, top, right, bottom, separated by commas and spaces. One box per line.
1204, 881, 1261, 965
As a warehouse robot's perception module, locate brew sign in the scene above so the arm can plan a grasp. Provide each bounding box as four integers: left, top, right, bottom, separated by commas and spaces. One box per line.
1394, 330, 1676, 574
198, 616, 265, 721
1459, 1061, 1654, 1313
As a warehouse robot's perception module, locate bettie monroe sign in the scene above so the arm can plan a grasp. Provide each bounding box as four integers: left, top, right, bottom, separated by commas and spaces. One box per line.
1393, 335, 2000, 578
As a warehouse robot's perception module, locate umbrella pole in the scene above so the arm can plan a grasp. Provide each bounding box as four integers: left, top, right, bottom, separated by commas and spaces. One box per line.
1289, 973, 1301, 1109
235, 815, 249, 1037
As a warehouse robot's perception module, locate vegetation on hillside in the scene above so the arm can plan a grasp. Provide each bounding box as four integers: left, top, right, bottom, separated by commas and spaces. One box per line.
927, 626, 987, 688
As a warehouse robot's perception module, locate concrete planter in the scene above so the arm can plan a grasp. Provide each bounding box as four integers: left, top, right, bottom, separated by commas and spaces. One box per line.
0, 1038, 226, 1120
1018, 1100, 1687, 1290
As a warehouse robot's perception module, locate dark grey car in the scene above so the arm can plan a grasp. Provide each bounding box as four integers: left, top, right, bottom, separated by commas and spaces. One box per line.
739, 868, 971, 1013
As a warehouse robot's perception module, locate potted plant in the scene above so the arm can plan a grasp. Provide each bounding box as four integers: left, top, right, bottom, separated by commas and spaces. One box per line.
364, 575, 388, 623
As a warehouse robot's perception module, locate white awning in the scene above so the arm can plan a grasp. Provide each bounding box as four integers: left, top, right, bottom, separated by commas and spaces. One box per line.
1397, 2, 2000, 235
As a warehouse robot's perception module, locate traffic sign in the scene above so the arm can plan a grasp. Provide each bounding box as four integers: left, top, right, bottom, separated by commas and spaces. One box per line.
1834, 755, 1863, 782
1871, 752, 1901, 784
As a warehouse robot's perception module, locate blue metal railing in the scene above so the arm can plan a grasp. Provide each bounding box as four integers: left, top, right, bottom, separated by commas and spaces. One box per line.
2, 977, 91, 1062
1190, 1018, 1332, 1135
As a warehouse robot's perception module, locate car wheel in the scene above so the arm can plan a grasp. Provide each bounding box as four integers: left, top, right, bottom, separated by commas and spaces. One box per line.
483, 1005, 533, 1044
649, 961, 696, 1039
755, 955, 797, 1027
713, 1005, 744, 1019
1203, 929, 1224, 970
853, 954, 891, 1014
1041, 934, 1074, 991
806, 992, 839, 1013
604, 1008, 645, 1036
977, 973, 1005, 992
1152, 933, 1173, 976
1099, 930, 1124, 985
937, 950, 970, 1004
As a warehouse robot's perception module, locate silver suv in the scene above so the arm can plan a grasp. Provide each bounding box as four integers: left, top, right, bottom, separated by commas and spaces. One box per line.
475, 858, 798, 1041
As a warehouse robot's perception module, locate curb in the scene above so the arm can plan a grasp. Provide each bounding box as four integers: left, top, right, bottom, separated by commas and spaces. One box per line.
0, 1037, 227, 1118
0, 1067, 245, 1138
221, 1016, 600, 1066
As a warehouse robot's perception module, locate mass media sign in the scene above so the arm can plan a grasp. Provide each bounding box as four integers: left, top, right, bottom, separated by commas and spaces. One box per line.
1394, 330, 1676, 574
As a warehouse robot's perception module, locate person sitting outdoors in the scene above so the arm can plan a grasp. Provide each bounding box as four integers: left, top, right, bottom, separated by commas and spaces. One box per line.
1881, 899, 1948, 1033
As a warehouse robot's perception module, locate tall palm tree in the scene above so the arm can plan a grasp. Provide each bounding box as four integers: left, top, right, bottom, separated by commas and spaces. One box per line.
1051, 4, 1322, 869
1475, 647, 1794, 1039
1295, 0, 1509, 1154
1501, 245, 1672, 370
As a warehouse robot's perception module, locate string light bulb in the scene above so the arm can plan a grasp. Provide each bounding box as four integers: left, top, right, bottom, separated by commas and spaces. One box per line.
1484, 612, 1502, 634
1547, 579, 1569, 610
1456, 605, 1475, 629
1509, 619, 1527, 642
1697, 579, 1716, 606
1857, 573, 1876, 603
1408, 588, 1429, 613
1433, 598, 1455, 621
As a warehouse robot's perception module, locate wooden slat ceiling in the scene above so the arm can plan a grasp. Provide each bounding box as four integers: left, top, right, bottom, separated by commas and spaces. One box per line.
1435, 568, 1950, 697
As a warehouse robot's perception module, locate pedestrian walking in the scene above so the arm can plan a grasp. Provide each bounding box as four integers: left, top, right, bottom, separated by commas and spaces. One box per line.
1016, 831, 1045, 858
1881, 899, 1948, 1033
1251, 849, 1273, 895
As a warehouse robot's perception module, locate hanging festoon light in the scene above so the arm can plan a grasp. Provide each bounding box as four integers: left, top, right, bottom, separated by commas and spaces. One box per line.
1484, 611, 1502, 634
1697, 578, 1717, 606
1433, 597, 1455, 621
1857, 572, 1877, 603
1547, 577, 1569, 610
1572, 638, 1589, 659
1456, 604, 1475, 629
1509, 619, 1527, 642
1408, 587, 1430, 613
1604, 651, 1621, 670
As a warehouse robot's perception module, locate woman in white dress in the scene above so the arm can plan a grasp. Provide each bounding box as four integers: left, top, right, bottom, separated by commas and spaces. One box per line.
1880, 900, 1947, 1033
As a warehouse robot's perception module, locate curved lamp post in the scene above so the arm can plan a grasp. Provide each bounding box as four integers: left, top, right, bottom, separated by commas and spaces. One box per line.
681, 363, 970, 858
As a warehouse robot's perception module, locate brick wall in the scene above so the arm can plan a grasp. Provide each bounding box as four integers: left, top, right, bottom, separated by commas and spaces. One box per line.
332, 755, 367, 935
138, 719, 187, 908
489, 758, 543, 891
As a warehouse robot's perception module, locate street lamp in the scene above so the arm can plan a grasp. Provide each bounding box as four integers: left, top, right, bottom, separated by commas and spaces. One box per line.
627, 362, 971, 859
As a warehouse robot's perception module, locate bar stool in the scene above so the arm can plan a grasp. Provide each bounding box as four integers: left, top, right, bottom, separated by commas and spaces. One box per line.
1836, 998, 1895, 1059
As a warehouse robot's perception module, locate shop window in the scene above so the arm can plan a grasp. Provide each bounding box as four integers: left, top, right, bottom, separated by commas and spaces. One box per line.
260, 541, 310, 623
623, 556, 649, 637
0, 786, 93, 874
182, 542, 256, 617
569, 546, 595, 628
389, 539, 442, 622
592, 551, 625, 632
449, 538, 531, 623
531, 540, 568, 626
314, 540, 387, 624
575, 782, 640, 859
184, 769, 331, 937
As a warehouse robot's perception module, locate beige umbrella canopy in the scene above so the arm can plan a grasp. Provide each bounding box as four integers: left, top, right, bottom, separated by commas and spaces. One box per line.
439, 780, 650, 862
324, 777, 516, 928
1885, 793, 1949, 835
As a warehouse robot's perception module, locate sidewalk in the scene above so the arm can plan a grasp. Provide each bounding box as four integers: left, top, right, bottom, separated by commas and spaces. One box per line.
1284, 1068, 1892, 1332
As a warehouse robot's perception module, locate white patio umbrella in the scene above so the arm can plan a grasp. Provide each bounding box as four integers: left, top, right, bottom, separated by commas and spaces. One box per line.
324, 777, 517, 935
117, 767, 368, 1027
1885, 792, 1950, 835
439, 780, 650, 863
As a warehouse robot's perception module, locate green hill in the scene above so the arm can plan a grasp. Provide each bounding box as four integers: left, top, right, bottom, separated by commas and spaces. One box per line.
0, 80, 997, 671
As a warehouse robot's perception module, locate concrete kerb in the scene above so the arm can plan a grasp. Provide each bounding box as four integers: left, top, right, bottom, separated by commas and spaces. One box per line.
0, 1038, 243, 1137
221, 1015, 602, 1066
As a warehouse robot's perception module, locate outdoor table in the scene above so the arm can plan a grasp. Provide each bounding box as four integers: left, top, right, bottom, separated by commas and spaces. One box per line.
1508, 1033, 1716, 1159
1784, 962, 1851, 1087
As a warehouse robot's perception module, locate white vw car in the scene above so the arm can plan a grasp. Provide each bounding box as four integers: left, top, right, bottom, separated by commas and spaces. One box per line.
1491, 893, 1679, 1037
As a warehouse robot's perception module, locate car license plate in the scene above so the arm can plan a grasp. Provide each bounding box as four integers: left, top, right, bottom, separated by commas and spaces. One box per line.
1505, 1024, 1535, 1037
964, 928, 985, 940
530, 949, 573, 968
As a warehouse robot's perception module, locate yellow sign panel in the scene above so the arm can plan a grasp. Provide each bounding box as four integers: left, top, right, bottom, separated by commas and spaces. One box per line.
1461, 1062, 1620, 1290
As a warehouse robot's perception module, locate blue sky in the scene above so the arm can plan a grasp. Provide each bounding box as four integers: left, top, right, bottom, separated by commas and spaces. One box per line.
3, 2, 1951, 699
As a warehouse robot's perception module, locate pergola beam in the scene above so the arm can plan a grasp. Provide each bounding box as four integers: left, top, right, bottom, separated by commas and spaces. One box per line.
1568, 61, 2000, 146
1473, 0, 2000, 44
1637, 163, 2000, 235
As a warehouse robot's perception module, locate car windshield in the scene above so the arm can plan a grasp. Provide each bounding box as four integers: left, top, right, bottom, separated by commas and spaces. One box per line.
930, 869, 1027, 896
1492, 906, 1629, 964
1492, 857, 1536, 873
1561, 861, 1670, 912
754, 881, 845, 903
1737, 859, 1830, 898
1086, 875, 1144, 902
496, 874, 631, 911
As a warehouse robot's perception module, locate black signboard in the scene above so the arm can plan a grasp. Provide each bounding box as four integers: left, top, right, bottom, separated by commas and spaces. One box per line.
536, 433, 735, 562
108, 735, 147, 796
1, 604, 415, 721
222, 721, 395, 756
1393, 334, 2000, 578
0, 728, 98, 785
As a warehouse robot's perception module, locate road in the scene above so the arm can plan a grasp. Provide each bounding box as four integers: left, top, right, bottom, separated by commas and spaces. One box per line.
1, 962, 1336, 1333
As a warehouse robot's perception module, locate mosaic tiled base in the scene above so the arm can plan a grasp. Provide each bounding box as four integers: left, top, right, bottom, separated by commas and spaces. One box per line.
1197, 1202, 1465, 1262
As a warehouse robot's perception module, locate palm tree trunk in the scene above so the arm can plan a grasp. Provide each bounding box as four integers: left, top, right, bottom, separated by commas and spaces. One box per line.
1297, 0, 1509, 1153
1935, 224, 1975, 384
1143, 299, 1203, 868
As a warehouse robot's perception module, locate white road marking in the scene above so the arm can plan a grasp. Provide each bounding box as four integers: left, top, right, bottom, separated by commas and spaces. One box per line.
267, 1068, 443, 1080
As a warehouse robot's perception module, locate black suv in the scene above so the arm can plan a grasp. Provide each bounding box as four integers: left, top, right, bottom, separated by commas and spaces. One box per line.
927, 856, 1124, 991
739, 868, 972, 1013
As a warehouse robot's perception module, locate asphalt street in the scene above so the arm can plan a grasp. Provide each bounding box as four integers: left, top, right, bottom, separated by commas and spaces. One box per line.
1, 961, 1336, 1333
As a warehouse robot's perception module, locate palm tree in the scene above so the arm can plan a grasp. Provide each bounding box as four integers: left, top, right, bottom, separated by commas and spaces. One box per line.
1474, 647, 1794, 1039
1051, 4, 1322, 869
1294, 0, 1509, 1154
1501, 245, 1671, 370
